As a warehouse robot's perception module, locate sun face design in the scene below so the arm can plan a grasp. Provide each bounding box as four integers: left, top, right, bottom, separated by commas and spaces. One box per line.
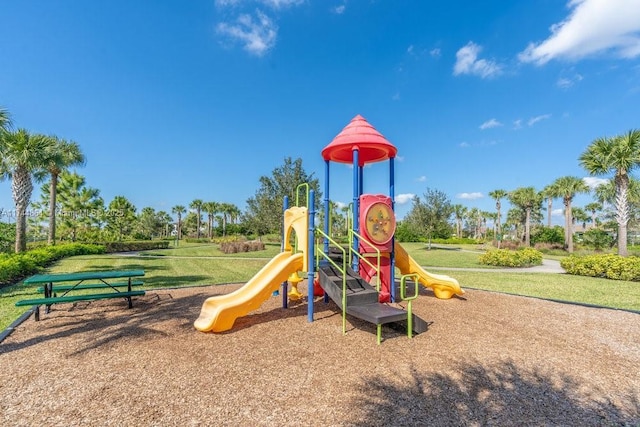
364, 202, 396, 245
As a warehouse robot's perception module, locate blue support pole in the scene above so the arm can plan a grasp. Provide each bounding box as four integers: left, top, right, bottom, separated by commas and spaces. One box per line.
323, 160, 330, 255
281, 196, 289, 308
389, 157, 397, 302
307, 190, 316, 322
324, 160, 331, 304
352, 150, 360, 271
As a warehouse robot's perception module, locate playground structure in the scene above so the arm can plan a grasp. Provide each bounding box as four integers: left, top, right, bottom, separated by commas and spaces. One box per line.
194, 115, 464, 343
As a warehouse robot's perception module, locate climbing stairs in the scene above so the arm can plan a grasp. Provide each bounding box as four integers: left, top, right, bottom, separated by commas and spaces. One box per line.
316, 262, 428, 335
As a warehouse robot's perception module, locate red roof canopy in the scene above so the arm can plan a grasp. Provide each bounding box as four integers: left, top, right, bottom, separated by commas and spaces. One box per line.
322, 115, 397, 166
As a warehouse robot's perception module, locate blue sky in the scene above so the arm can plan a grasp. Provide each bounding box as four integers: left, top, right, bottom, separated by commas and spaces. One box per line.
1, 0, 640, 224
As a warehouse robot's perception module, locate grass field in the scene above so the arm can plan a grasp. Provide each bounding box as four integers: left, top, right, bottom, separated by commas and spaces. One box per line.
1, 242, 638, 332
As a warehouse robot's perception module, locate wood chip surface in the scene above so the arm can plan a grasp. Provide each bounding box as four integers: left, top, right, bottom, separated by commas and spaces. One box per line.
1, 284, 638, 426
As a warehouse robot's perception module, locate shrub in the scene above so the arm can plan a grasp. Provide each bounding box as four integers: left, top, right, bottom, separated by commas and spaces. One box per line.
531, 226, 564, 245
581, 229, 614, 251
561, 254, 640, 281
0, 243, 105, 286
479, 248, 543, 268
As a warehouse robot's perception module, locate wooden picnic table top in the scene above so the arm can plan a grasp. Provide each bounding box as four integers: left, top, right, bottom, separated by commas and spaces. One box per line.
23, 269, 145, 284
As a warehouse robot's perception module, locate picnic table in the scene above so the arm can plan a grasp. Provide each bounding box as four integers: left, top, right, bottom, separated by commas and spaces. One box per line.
17, 270, 146, 321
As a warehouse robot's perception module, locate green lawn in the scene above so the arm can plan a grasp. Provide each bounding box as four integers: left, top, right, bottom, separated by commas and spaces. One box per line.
436, 270, 640, 312
397, 242, 495, 269
1, 242, 638, 333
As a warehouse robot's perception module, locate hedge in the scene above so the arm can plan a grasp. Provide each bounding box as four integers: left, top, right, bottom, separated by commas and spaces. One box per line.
561, 254, 640, 281
0, 243, 105, 286
479, 248, 543, 268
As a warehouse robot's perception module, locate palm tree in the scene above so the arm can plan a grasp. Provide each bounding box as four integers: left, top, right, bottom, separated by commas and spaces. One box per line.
172, 205, 186, 240
488, 189, 507, 247
202, 201, 219, 239
508, 187, 542, 247
541, 183, 559, 228
190, 199, 204, 239
0, 129, 51, 252
466, 207, 482, 240
41, 136, 85, 245
549, 176, 590, 253
451, 204, 467, 238
579, 129, 640, 256
584, 202, 603, 230
0, 108, 11, 133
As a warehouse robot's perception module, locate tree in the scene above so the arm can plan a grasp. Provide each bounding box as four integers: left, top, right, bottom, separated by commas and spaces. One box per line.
584, 202, 603, 229
105, 196, 136, 241
41, 136, 85, 245
218, 202, 241, 236
136, 207, 162, 240
190, 199, 204, 239
488, 189, 508, 246
579, 129, 640, 256
508, 187, 542, 247
541, 183, 559, 228
202, 201, 219, 239
156, 211, 173, 238
572, 207, 589, 230
0, 129, 51, 252
548, 176, 590, 253
0, 108, 11, 134
52, 171, 103, 241
244, 157, 321, 238
452, 204, 467, 238
172, 205, 186, 240
404, 188, 453, 246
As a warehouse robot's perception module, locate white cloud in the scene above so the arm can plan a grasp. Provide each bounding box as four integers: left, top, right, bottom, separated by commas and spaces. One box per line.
519, 0, 640, 65
557, 72, 583, 89
453, 42, 503, 78
334, 201, 348, 209
217, 11, 278, 56
459, 142, 470, 148
528, 114, 551, 126
395, 193, 416, 204
552, 208, 564, 216
479, 118, 503, 130
261, 0, 304, 8
457, 192, 484, 200
513, 119, 523, 129
430, 48, 441, 58
583, 176, 609, 188
333, 5, 346, 14
417, 176, 427, 182
215, 0, 242, 6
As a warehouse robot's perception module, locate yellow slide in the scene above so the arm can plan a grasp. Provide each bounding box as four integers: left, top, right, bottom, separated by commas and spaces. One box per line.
194, 251, 304, 332
394, 242, 465, 299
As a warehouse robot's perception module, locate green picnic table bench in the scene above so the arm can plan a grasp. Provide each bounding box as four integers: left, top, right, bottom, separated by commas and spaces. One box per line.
17, 269, 146, 321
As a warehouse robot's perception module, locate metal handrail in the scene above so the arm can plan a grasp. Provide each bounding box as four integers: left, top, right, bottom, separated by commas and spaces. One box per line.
296, 183, 310, 208
400, 273, 420, 338
315, 228, 348, 334
348, 229, 381, 291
